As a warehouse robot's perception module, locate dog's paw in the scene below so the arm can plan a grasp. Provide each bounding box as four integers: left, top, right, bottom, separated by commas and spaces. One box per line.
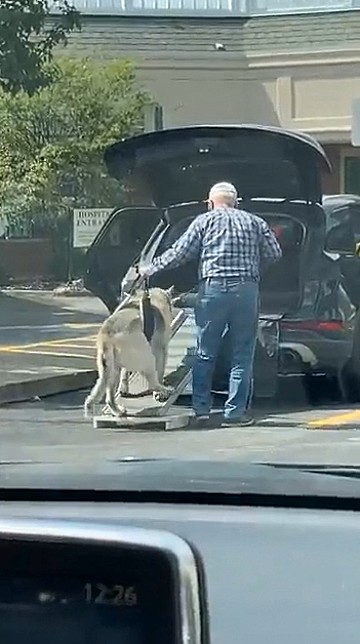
84, 401, 92, 418
112, 406, 127, 417
107, 402, 127, 417
153, 387, 172, 403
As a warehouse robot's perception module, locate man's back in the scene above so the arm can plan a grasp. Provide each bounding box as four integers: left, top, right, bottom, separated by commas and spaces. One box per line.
194, 206, 282, 282
147, 204, 282, 283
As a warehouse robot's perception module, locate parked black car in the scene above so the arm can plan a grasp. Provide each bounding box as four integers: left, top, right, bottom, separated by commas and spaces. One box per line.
323, 193, 360, 308
85, 125, 360, 402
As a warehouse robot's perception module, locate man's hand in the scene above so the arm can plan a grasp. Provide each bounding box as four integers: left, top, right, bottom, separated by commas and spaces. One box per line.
136, 263, 153, 279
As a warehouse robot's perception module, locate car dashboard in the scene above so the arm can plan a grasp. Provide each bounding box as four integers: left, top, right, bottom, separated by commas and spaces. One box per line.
1, 499, 360, 643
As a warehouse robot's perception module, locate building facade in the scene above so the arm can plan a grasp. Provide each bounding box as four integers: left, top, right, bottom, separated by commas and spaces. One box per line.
60, 1, 360, 193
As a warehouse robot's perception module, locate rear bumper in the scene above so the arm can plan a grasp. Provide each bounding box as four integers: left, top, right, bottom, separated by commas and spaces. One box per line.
279, 334, 353, 378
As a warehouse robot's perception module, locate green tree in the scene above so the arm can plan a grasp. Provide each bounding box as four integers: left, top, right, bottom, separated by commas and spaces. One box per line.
0, 57, 150, 235
0, 0, 80, 95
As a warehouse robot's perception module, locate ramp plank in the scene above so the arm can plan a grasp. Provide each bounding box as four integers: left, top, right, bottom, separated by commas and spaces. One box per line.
93, 412, 191, 431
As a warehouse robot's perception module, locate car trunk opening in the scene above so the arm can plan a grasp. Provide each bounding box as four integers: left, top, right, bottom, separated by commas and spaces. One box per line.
148, 209, 308, 315
90, 126, 330, 313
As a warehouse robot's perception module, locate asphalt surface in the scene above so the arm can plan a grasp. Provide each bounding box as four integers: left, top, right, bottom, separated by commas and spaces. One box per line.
0, 291, 106, 387
0, 386, 360, 468
1, 290, 360, 471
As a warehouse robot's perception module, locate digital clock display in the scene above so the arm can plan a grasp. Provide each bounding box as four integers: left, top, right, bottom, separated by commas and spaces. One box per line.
0, 578, 143, 644
0, 539, 177, 644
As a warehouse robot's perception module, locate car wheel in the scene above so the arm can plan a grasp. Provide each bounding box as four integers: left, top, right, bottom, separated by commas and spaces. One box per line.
339, 359, 360, 403
340, 312, 360, 403
304, 374, 340, 406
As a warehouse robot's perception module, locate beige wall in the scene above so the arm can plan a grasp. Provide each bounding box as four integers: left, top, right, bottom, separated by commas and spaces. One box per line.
136, 49, 360, 145
61, 15, 360, 193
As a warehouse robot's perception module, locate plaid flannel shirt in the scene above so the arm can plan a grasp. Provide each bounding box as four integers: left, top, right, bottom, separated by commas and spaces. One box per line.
147, 207, 282, 282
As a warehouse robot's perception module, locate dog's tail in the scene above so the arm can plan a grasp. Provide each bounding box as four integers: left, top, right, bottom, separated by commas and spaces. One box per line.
84, 337, 117, 417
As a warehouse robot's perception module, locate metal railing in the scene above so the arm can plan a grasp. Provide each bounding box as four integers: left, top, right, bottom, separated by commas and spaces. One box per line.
62, 0, 241, 12
253, 0, 360, 14
52, 0, 360, 14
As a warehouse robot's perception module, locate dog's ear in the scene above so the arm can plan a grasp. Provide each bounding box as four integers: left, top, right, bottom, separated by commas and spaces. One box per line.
166, 285, 176, 299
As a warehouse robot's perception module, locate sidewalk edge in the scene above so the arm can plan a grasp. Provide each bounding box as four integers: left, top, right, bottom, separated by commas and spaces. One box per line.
0, 370, 97, 406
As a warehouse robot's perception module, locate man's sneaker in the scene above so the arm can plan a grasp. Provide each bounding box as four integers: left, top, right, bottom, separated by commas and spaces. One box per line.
190, 415, 210, 428
222, 413, 255, 427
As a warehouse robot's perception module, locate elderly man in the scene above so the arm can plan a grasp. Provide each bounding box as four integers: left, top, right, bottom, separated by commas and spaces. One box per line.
141, 182, 282, 427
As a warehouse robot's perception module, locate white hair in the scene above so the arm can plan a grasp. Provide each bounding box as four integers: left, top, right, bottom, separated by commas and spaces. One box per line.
209, 182, 238, 204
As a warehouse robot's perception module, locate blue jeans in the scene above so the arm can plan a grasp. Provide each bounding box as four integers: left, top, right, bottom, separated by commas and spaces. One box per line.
192, 278, 259, 420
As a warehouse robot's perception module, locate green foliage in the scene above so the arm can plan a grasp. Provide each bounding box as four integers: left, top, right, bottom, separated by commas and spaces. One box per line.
0, 0, 81, 95
0, 58, 150, 234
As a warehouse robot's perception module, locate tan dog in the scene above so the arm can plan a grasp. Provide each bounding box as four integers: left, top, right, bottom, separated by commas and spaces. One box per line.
84, 286, 174, 417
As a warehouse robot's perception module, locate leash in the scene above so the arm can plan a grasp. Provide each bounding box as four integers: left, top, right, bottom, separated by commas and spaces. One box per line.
134, 265, 150, 298
135, 266, 155, 343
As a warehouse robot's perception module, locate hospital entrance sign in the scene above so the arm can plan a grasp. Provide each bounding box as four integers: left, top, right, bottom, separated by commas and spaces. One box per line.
73, 208, 113, 248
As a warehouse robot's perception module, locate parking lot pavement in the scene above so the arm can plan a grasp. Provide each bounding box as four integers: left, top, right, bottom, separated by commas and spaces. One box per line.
2, 290, 360, 467
1, 388, 360, 467
2, 290, 108, 317
0, 291, 104, 391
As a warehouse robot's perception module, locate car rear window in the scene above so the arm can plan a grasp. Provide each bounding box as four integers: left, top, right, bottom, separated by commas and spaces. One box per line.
261, 214, 304, 249
156, 212, 304, 256
151, 210, 304, 310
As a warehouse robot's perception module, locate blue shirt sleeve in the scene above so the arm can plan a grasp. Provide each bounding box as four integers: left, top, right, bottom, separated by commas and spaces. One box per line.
147, 217, 203, 275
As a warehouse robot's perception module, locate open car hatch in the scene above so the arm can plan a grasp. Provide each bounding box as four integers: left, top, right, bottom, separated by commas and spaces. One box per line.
104, 124, 331, 207
86, 126, 331, 313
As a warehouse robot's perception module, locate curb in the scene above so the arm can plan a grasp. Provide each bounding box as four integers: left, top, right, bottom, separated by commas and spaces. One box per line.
52, 290, 93, 298
0, 370, 97, 406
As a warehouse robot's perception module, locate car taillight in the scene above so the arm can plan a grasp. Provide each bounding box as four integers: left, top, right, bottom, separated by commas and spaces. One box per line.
271, 225, 282, 239
281, 320, 344, 332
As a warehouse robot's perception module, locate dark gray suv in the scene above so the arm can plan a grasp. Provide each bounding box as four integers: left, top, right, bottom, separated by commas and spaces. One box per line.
85, 125, 360, 402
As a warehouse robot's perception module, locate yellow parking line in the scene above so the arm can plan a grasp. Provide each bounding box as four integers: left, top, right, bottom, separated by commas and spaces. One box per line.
64, 336, 97, 341
0, 335, 95, 352
46, 335, 96, 346
64, 323, 100, 329
308, 410, 360, 428
4, 348, 94, 360
56, 344, 95, 350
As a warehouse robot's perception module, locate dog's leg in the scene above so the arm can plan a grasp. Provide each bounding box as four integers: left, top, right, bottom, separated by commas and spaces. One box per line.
118, 368, 130, 397
84, 376, 106, 418
155, 345, 167, 384
106, 367, 126, 417
116, 331, 172, 403
101, 346, 126, 417
84, 343, 108, 417
142, 357, 172, 403
142, 368, 171, 403
151, 331, 169, 385
106, 388, 126, 417
141, 340, 172, 402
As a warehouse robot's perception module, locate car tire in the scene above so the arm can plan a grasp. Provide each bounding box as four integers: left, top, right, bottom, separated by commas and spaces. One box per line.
304, 374, 339, 406
339, 312, 360, 403
339, 360, 360, 403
